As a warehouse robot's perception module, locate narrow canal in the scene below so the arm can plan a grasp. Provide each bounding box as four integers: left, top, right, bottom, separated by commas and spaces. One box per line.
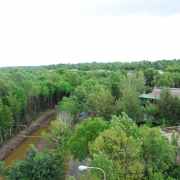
3, 121, 51, 167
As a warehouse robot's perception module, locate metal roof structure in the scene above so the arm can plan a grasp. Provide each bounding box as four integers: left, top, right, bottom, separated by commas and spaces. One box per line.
139, 87, 180, 100
139, 93, 157, 99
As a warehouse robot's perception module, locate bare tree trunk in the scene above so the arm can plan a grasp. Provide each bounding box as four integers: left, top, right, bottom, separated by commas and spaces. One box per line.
0, 129, 4, 146
58, 111, 74, 127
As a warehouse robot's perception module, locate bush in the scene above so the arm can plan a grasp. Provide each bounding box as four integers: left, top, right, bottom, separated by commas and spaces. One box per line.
168, 165, 180, 179
1, 145, 63, 180
156, 119, 164, 126
145, 119, 152, 127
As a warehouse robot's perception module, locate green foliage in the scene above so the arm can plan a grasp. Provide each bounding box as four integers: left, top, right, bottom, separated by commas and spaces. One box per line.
110, 112, 140, 138
41, 119, 73, 176
67, 176, 76, 180
145, 103, 158, 116
42, 120, 72, 159
122, 88, 144, 122
122, 71, 146, 93
85, 87, 120, 120
73, 118, 80, 125
171, 130, 179, 148
171, 130, 179, 166
89, 118, 144, 179
121, 72, 146, 122
81, 113, 178, 180
156, 118, 164, 126
0, 99, 13, 130
75, 79, 100, 97
56, 96, 81, 117
1, 61, 180, 179
54, 81, 74, 95
66, 72, 84, 87
140, 126, 177, 179
157, 77, 170, 87
145, 119, 152, 127
0, 98, 14, 145
168, 164, 180, 179
157, 87, 180, 124
68, 117, 109, 161
143, 68, 158, 86
88, 152, 115, 180
1, 145, 63, 180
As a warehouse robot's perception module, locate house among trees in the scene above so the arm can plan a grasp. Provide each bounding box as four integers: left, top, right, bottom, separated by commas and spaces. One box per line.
139, 87, 180, 105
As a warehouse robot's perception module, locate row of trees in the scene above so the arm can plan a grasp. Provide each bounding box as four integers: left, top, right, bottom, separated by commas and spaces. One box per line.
0, 67, 75, 145
143, 68, 180, 88
41, 59, 180, 71
42, 60, 180, 88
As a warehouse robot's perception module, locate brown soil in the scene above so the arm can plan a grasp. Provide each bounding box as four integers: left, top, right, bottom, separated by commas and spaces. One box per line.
0, 109, 72, 179
0, 110, 57, 161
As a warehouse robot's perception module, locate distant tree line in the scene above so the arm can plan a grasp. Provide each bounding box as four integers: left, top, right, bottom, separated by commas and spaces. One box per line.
41, 59, 180, 71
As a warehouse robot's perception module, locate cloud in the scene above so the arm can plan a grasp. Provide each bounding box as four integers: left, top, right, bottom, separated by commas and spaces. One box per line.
0, 0, 180, 67
83, 0, 180, 17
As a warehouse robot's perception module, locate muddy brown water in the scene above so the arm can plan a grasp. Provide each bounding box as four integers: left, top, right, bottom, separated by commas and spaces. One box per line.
3, 121, 51, 167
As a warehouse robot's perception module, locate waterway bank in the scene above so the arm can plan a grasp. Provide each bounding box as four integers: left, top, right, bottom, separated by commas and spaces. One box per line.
0, 109, 57, 162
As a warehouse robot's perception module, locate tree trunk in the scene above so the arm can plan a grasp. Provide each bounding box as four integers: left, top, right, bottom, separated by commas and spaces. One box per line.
0, 130, 3, 146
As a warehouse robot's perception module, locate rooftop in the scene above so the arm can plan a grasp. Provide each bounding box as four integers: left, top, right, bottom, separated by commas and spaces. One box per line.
139, 88, 180, 99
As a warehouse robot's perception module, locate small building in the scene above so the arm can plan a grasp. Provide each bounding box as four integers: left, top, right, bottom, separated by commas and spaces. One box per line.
139, 87, 180, 105
139, 92, 158, 105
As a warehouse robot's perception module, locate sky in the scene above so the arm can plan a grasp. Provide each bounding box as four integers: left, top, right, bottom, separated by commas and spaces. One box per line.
1, 0, 180, 67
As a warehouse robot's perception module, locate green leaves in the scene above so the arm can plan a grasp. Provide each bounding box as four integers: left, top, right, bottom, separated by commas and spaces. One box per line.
157, 87, 180, 124
56, 95, 80, 117
68, 117, 108, 161
140, 126, 177, 179
1, 145, 63, 180
85, 88, 119, 120
73, 113, 178, 179
89, 114, 144, 180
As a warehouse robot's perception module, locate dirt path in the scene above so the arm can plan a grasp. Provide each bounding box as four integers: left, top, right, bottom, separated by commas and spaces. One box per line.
0, 110, 57, 161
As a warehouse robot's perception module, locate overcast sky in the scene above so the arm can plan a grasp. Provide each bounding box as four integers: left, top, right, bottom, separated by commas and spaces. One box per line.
1, 0, 180, 67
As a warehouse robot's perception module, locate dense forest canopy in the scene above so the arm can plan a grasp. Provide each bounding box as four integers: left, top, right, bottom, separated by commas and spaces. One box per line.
1, 59, 180, 146
1, 59, 180, 179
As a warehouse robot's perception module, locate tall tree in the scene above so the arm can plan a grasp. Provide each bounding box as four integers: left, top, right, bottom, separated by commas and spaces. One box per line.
143, 68, 158, 86
122, 88, 144, 122
68, 117, 109, 161
56, 95, 81, 117
85, 88, 120, 120
89, 114, 144, 180
0, 98, 14, 145
140, 126, 176, 179
157, 87, 180, 125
